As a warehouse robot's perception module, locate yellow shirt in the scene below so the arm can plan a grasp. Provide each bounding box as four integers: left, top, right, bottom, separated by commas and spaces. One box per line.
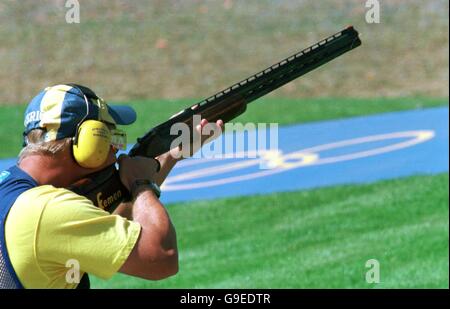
5, 185, 140, 289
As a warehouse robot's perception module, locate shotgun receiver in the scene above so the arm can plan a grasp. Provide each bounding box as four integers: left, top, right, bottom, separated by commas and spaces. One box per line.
70, 26, 361, 212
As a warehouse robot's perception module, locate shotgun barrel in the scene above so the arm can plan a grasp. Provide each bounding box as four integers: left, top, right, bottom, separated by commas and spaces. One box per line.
130, 26, 361, 158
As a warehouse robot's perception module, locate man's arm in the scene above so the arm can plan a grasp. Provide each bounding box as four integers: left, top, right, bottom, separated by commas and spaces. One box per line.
112, 152, 180, 219
153, 118, 225, 186
153, 152, 179, 187
115, 118, 223, 279
117, 155, 178, 280
119, 188, 178, 280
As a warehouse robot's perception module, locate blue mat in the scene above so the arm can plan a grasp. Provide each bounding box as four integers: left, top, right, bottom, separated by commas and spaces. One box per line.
159, 106, 448, 203
1, 106, 448, 204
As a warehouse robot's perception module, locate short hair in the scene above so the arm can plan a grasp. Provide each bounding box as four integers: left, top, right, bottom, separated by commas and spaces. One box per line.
18, 130, 72, 163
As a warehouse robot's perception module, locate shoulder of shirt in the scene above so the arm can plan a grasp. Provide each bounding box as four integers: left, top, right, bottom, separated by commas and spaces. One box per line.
18, 185, 95, 207
13, 185, 115, 224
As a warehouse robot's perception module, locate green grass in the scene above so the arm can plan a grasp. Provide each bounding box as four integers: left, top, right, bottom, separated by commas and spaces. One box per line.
2, 97, 447, 288
0, 97, 447, 158
91, 173, 449, 288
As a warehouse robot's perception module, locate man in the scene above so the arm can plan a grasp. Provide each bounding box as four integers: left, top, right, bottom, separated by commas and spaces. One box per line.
0, 84, 223, 288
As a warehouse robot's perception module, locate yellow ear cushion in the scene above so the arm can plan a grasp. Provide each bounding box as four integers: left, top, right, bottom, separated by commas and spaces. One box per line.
73, 120, 111, 168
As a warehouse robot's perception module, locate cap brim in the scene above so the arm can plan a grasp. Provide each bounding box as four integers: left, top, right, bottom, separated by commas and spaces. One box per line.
107, 105, 137, 125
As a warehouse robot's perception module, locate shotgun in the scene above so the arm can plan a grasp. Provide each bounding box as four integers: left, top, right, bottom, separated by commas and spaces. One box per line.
70, 26, 362, 212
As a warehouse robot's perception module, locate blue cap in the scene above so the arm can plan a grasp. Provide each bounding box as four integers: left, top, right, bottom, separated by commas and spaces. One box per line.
23, 84, 136, 141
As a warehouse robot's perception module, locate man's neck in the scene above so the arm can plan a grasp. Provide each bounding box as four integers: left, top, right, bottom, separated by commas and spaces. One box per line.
19, 155, 82, 188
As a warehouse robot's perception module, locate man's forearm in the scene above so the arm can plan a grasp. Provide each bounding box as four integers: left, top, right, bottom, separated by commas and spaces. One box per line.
154, 152, 180, 186
118, 188, 178, 279
112, 201, 133, 219
132, 189, 177, 253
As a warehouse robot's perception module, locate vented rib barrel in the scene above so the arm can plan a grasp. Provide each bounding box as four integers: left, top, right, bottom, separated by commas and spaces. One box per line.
197, 26, 361, 107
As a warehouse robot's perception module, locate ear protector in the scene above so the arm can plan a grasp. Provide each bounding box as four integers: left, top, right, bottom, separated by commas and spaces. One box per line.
69, 84, 121, 169
73, 119, 112, 168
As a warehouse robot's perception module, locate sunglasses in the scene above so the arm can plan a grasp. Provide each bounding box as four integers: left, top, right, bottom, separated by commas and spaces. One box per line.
110, 128, 127, 150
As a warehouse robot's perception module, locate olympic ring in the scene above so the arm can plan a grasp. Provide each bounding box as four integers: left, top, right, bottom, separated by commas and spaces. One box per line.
162, 130, 435, 191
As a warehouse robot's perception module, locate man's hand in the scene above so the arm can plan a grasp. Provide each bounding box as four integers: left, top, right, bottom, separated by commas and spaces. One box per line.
169, 105, 225, 160
118, 155, 160, 192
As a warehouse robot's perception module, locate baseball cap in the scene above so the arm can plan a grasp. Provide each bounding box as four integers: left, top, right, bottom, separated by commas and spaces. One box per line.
23, 84, 137, 142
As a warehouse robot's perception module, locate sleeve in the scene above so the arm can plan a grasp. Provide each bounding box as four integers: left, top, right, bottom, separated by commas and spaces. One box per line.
35, 188, 141, 279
